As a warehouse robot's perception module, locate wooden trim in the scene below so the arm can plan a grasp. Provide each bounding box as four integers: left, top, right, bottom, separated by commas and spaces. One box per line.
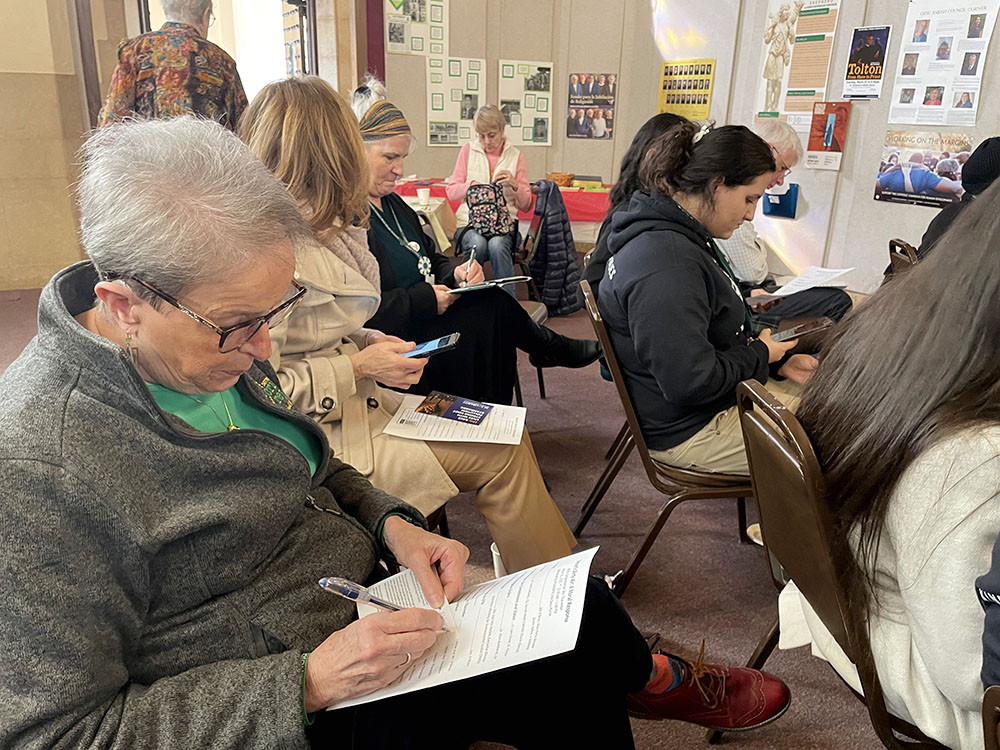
74, 0, 103, 128
138, 0, 151, 33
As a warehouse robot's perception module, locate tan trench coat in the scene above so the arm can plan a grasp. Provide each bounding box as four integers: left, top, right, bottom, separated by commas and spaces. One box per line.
269, 228, 458, 513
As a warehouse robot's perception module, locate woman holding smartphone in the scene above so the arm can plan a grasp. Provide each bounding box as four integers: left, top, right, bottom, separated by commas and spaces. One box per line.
240, 76, 576, 572
598, 122, 817, 475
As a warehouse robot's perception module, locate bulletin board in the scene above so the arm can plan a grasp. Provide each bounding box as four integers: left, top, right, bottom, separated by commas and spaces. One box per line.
385, 0, 449, 57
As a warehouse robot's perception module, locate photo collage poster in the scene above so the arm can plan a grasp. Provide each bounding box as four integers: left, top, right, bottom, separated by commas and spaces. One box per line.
566, 72, 618, 140
888, 0, 998, 127
755, 0, 842, 130
842, 25, 892, 99
658, 59, 716, 120
425, 56, 486, 147
385, 0, 448, 57
875, 129, 974, 208
498, 60, 553, 146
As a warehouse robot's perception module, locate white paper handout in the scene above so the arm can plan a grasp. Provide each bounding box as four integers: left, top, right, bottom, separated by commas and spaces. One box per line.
383, 394, 526, 445
773, 265, 853, 296
328, 547, 599, 710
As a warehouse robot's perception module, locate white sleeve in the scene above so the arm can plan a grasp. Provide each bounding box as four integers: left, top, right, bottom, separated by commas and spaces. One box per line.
716, 221, 769, 284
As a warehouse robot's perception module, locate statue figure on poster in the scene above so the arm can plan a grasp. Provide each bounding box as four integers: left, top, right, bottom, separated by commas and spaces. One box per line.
761, 0, 805, 113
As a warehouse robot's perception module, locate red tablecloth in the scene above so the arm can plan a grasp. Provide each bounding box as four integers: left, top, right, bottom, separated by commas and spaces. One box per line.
394, 179, 611, 223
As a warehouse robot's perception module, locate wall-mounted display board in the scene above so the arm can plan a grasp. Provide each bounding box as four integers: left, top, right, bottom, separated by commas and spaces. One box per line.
887, 0, 998, 127
755, 0, 841, 130
385, 0, 448, 57
658, 59, 716, 120
425, 56, 486, 147
498, 60, 553, 146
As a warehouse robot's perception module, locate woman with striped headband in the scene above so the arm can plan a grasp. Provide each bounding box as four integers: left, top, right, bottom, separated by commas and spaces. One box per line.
353, 92, 601, 405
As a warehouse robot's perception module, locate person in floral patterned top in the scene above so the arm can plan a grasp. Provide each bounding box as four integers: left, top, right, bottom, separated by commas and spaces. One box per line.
98, 0, 247, 131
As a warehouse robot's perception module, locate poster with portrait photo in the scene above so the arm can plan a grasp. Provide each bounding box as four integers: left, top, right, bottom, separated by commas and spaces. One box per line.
498, 59, 552, 145
888, 0, 998, 126
425, 55, 485, 147
384, 0, 447, 57
843, 25, 891, 99
874, 129, 972, 208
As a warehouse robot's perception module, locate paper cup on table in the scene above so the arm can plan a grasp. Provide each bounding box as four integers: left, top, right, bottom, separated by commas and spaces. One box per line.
417, 187, 431, 205
491, 542, 507, 578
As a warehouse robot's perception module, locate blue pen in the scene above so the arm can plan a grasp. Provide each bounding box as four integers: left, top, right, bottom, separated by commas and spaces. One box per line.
318, 577, 404, 613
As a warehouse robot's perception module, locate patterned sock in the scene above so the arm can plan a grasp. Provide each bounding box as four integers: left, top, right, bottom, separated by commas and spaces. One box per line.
644, 653, 686, 694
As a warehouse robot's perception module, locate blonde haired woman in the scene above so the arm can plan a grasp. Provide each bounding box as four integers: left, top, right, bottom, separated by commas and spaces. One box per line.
240, 76, 576, 572
446, 104, 532, 296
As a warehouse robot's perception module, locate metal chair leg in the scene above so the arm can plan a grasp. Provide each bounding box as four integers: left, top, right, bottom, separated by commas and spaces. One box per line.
536, 366, 546, 399
605, 421, 629, 461
574, 434, 635, 536
437, 508, 451, 539
707, 616, 780, 744
612, 489, 691, 597
738, 496, 750, 544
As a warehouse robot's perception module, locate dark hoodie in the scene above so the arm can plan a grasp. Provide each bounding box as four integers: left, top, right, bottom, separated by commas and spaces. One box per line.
597, 190, 769, 451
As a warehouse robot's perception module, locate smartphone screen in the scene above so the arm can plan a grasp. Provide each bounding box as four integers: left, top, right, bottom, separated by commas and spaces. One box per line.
771, 318, 833, 342
403, 333, 461, 358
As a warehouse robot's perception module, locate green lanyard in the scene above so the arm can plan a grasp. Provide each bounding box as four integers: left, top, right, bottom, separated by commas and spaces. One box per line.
674, 200, 754, 335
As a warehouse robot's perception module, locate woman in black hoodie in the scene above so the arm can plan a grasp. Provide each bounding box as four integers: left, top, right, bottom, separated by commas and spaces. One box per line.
597, 122, 817, 475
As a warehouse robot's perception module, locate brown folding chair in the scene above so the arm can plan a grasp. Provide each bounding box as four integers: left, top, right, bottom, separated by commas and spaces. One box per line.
984, 685, 1000, 750
888, 239, 919, 275
722, 380, 947, 748
576, 280, 753, 596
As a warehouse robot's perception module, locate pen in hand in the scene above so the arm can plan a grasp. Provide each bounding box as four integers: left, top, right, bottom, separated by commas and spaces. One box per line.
318, 577, 451, 631
319, 577, 403, 613
461, 253, 475, 287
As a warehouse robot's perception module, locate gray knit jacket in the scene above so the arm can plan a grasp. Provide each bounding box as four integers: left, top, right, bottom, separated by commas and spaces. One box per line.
0, 262, 423, 748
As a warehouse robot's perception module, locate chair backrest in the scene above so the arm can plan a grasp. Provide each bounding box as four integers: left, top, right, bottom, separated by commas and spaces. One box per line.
888, 238, 919, 274
580, 280, 745, 490
985, 685, 1000, 750
736, 380, 945, 749
519, 181, 550, 265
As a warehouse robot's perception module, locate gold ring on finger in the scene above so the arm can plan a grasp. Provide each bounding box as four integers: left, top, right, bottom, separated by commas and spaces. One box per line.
399, 652, 412, 668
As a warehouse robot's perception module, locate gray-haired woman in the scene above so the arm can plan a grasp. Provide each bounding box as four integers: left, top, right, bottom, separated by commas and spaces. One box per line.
0, 116, 790, 748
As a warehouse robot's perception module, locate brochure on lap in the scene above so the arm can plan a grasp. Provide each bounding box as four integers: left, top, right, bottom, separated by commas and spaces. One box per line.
447, 276, 532, 294
328, 547, 599, 710
384, 394, 526, 445
747, 266, 854, 303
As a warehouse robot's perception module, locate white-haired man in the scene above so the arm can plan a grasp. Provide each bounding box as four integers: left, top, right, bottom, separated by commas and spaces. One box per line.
716, 120, 852, 324
98, 0, 247, 130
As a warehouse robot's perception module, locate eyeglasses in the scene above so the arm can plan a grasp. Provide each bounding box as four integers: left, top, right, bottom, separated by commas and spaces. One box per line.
771, 146, 792, 179
102, 273, 307, 353
208, 10, 216, 27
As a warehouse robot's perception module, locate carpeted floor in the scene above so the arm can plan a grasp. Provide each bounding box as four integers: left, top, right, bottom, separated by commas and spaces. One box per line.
0, 290, 882, 749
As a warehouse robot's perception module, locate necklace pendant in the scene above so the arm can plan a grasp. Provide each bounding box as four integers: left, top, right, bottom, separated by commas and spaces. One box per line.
227, 424, 240, 431
408, 240, 422, 253
417, 255, 434, 283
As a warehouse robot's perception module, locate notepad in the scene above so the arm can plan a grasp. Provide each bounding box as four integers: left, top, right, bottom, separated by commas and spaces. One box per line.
447, 276, 532, 294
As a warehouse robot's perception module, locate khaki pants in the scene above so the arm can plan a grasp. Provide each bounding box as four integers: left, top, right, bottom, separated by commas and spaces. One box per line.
648, 380, 802, 476
428, 431, 576, 573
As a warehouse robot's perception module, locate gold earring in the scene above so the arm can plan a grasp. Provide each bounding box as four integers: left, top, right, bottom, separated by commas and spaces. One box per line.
124, 331, 139, 367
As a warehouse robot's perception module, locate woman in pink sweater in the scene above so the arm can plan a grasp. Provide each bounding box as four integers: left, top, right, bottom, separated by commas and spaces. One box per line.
447, 105, 532, 297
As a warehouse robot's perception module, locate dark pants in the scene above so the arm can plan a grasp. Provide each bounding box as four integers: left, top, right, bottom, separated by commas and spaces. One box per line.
308, 577, 652, 749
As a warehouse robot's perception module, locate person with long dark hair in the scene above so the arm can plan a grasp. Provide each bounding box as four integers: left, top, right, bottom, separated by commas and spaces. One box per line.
793, 180, 1000, 748
598, 122, 816, 475
582, 112, 688, 300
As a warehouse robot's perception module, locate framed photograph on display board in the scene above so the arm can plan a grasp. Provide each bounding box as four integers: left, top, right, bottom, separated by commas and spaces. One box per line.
449, 59, 461, 76
524, 93, 536, 108
502, 64, 514, 78
522, 126, 533, 141
431, 93, 444, 110
430, 43, 444, 54
430, 3, 443, 22
450, 88, 463, 102
467, 72, 479, 89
